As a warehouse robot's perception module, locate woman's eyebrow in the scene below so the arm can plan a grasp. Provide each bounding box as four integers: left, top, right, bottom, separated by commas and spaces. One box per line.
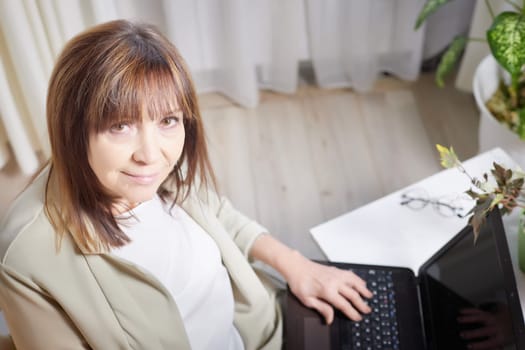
143, 109, 182, 120
165, 110, 183, 116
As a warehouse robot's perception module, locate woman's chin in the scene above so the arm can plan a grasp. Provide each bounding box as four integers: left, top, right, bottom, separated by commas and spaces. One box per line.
130, 193, 156, 205
114, 192, 157, 212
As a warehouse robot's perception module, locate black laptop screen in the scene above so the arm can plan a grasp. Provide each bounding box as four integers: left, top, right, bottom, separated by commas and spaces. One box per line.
419, 211, 523, 349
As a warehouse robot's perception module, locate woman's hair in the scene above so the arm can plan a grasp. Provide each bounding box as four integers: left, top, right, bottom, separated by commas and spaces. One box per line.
45, 19, 216, 253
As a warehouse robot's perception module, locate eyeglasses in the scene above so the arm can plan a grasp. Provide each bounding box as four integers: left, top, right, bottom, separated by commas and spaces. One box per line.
400, 188, 472, 218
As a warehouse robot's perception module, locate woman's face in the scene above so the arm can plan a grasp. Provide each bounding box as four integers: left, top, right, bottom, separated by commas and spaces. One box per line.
88, 110, 185, 213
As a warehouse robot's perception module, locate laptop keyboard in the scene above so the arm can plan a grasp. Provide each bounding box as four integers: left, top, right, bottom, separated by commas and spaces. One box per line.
339, 268, 400, 350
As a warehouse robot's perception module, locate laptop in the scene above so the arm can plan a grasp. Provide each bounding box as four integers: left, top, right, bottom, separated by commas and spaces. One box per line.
285, 210, 525, 349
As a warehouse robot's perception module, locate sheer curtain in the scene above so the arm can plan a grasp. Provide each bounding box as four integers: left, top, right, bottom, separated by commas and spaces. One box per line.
306, 0, 424, 91
0, 0, 467, 175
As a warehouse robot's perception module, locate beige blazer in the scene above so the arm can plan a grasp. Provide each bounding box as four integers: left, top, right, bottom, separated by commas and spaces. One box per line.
0, 169, 283, 349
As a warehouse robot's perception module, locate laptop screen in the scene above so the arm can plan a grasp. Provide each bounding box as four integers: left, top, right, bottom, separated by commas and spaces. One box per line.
418, 210, 525, 349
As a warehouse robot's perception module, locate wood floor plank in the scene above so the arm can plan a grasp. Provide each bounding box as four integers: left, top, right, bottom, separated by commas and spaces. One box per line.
301, 93, 351, 220
201, 107, 258, 220
247, 97, 326, 259
303, 91, 383, 221
411, 73, 479, 160
360, 90, 441, 194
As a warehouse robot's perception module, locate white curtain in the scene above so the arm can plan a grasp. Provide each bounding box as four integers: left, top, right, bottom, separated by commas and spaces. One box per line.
0, 0, 471, 175
306, 0, 424, 91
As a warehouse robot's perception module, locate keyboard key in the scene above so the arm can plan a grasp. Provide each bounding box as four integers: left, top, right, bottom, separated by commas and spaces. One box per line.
339, 268, 400, 349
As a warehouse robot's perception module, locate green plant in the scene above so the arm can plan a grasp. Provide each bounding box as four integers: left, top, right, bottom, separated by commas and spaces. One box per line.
437, 144, 525, 240
415, 0, 525, 138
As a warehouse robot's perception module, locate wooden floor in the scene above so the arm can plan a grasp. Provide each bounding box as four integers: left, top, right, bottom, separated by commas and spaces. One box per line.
199, 72, 479, 259
0, 72, 479, 259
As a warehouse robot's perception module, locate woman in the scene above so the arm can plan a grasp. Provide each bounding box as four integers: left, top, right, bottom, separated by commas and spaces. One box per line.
0, 20, 371, 349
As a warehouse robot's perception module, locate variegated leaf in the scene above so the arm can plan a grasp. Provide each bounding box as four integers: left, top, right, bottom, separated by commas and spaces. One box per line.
518, 108, 525, 139
436, 37, 467, 87
414, 0, 452, 30
487, 12, 525, 76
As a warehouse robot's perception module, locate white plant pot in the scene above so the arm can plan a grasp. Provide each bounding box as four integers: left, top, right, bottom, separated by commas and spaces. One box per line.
474, 55, 525, 167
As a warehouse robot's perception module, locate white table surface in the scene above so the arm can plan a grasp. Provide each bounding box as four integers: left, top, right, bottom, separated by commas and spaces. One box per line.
310, 148, 525, 317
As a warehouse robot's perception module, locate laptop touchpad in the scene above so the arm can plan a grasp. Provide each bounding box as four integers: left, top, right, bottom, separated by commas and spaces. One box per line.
304, 317, 330, 350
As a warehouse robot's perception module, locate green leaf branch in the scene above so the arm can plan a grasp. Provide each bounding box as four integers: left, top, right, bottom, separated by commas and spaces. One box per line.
437, 144, 525, 241
415, 0, 525, 89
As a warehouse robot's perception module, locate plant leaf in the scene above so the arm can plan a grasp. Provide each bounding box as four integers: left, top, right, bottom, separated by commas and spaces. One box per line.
436, 144, 459, 168
470, 212, 487, 243
490, 193, 505, 208
465, 189, 480, 200
487, 11, 525, 77
470, 197, 493, 242
511, 177, 525, 191
414, 0, 452, 30
492, 162, 510, 187
518, 108, 525, 139
436, 37, 467, 87
478, 179, 495, 193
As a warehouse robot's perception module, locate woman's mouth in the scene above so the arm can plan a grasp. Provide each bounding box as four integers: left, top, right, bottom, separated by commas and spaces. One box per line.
122, 171, 159, 185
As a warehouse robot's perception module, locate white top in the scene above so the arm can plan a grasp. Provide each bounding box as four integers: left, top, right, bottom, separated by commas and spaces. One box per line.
112, 195, 244, 350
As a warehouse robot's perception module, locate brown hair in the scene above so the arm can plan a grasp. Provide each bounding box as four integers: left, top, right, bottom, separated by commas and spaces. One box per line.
45, 19, 216, 253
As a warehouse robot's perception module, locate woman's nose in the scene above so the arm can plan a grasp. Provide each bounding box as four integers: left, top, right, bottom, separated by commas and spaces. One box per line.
132, 127, 161, 164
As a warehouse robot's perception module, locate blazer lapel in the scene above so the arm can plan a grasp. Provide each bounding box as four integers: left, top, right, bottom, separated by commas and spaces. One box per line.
84, 254, 191, 349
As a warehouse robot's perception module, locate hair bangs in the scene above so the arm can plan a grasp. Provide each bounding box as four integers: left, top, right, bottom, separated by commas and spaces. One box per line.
92, 61, 185, 133
140, 65, 183, 121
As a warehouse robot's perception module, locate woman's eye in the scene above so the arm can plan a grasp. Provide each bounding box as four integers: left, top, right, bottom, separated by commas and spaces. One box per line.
161, 116, 180, 128
109, 122, 130, 133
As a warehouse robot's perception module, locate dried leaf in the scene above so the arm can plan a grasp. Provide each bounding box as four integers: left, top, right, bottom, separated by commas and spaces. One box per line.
470, 198, 493, 242
510, 182, 521, 191
506, 168, 512, 180
471, 213, 487, 243
492, 162, 507, 186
